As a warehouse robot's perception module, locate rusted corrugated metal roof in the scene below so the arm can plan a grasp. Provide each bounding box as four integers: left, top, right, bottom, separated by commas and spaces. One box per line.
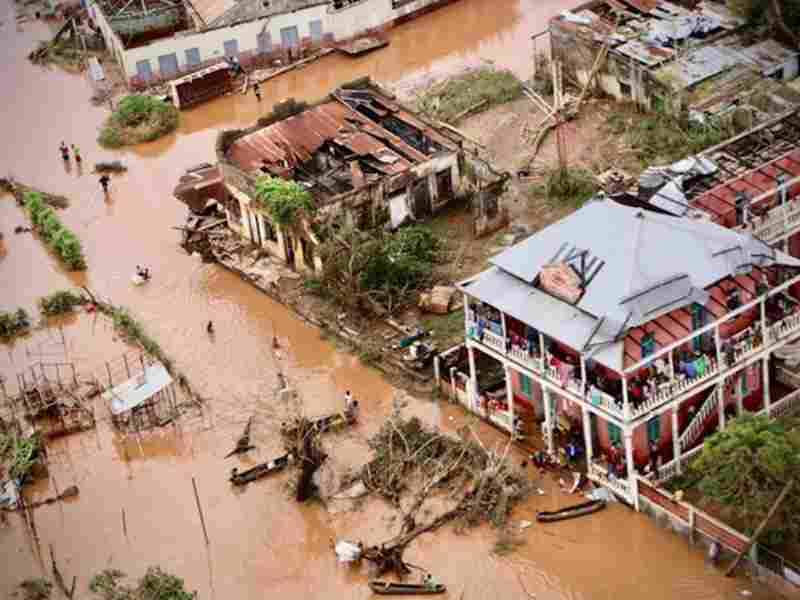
227, 101, 414, 174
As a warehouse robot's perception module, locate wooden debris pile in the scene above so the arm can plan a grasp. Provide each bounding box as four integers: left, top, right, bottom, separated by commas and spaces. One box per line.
357, 417, 530, 576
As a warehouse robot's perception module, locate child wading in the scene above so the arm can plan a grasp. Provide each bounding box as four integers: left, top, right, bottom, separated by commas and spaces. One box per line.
99, 175, 110, 194
72, 145, 82, 164
59, 142, 69, 161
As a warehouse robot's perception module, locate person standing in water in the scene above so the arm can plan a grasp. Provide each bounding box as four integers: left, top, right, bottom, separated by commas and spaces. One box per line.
72, 145, 82, 164
59, 142, 69, 161
99, 174, 110, 194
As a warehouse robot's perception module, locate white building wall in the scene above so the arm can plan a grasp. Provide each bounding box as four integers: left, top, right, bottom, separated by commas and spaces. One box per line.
324, 0, 437, 40
115, 4, 328, 79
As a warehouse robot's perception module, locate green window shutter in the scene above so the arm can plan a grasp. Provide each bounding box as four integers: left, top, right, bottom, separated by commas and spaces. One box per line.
740, 372, 748, 396
647, 415, 660, 443
520, 374, 531, 397
641, 333, 656, 358
608, 422, 621, 445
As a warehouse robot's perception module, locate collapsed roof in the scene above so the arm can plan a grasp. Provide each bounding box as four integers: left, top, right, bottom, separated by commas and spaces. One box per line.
225, 84, 458, 203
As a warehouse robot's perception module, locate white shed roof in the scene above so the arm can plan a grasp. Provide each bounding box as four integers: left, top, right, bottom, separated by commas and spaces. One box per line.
103, 362, 173, 415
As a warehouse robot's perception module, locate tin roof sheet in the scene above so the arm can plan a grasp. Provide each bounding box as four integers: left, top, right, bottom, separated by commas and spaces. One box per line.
103, 362, 173, 415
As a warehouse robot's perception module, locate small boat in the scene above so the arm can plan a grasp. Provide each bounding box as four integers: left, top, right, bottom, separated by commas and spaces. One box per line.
229, 452, 294, 486
368, 580, 446, 595
536, 499, 606, 523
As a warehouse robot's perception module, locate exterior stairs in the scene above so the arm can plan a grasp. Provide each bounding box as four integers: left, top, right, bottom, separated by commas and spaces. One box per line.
678, 386, 721, 452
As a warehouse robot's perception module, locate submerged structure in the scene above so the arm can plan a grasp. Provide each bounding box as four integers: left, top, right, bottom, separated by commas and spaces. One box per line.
88, 0, 463, 86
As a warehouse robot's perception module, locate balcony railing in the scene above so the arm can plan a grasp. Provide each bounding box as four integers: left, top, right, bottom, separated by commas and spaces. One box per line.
481, 328, 506, 354
766, 310, 800, 345
631, 356, 720, 419
508, 345, 544, 373
747, 199, 800, 242
588, 461, 634, 504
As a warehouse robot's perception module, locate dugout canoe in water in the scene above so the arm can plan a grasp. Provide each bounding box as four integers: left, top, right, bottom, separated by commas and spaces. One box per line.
229, 452, 295, 486
368, 581, 446, 595
536, 499, 606, 523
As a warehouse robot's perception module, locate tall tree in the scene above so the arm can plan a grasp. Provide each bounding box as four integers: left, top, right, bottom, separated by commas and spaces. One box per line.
692, 414, 800, 544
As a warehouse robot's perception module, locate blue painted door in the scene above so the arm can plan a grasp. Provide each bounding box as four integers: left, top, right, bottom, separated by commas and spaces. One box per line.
280, 26, 299, 49
257, 32, 272, 54
136, 59, 153, 81
185, 47, 201, 67
158, 53, 179, 77
224, 39, 239, 58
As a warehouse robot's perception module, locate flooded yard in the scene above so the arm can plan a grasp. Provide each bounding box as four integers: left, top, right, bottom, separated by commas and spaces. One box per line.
0, 0, 777, 598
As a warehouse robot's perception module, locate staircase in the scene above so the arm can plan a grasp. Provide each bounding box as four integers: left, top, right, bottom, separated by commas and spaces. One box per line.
679, 386, 721, 452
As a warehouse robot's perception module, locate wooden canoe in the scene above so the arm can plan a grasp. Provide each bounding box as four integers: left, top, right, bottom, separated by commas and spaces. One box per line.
229, 453, 294, 486
368, 581, 446, 595
536, 499, 606, 523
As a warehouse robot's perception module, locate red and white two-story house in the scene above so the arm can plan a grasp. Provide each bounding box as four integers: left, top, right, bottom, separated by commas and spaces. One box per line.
454, 197, 800, 507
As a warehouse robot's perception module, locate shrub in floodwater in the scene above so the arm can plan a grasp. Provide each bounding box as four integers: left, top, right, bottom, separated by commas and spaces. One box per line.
38, 290, 87, 316
13, 578, 52, 600
99, 95, 179, 148
22, 192, 86, 270
89, 567, 194, 600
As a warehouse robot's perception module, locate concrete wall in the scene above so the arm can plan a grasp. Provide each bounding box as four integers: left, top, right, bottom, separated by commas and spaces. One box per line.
99, 0, 452, 84
119, 5, 329, 83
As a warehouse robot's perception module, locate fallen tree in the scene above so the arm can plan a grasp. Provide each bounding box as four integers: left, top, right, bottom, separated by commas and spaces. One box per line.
356, 417, 529, 576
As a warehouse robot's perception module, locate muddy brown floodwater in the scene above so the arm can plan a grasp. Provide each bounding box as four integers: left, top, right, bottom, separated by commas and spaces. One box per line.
0, 0, 778, 598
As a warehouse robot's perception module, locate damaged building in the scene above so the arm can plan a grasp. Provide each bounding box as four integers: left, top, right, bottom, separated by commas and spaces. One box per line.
88, 0, 463, 87
549, 0, 800, 127
200, 79, 506, 272
609, 107, 800, 255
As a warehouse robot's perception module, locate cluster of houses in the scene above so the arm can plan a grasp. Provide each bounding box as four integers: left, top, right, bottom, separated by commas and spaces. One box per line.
169, 0, 800, 511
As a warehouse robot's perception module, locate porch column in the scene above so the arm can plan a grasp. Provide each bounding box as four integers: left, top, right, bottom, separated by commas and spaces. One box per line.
582, 406, 593, 462
718, 376, 726, 430
760, 297, 768, 343
500, 312, 507, 345
543, 386, 554, 454
763, 355, 771, 414
505, 364, 515, 437
714, 325, 723, 368
467, 344, 479, 413
672, 408, 681, 475
622, 374, 631, 420
580, 355, 587, 396
463, 293, 471, 331
667, 351, 675, 380
538, 332, 546, 361
736, 372, 744, 416
623, 428, 639, 510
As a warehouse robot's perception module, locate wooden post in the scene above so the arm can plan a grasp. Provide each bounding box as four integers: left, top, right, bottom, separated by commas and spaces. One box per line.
123, 354, 131, 379
505, 364, 515, 437
622, 374, 631, 420
121, 508, 128, 539
71, 364, 77, 386
192, 477, 210, 546
718, 378, 726, 431
688, 506, 695, 545
106, 363, 112, 387
624, 428, 638, 510
543, 387, 554, 454
763, 355, 771, 414
582, 406, 593, 462
726, 479, 795, 576
672, 409, 681, 475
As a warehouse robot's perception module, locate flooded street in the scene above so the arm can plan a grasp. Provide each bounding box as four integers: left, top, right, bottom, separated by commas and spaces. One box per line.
0, 0, 775, 598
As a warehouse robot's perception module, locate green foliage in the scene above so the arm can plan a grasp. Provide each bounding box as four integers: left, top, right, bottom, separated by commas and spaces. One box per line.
416, 67, 523, 123
540, 166, 596, 207
23, 192, 86, 270
606, 111, 735, 168
99, 95, 179, 148
693, 414, 800, 543
254, 175, 315, 226
1, 432, 43, 482
0, 308, 31, 338
38, 290, 87, 316
89, 567, 194, 600
319, 225, 443, 314
13, 578, 52, 600
95, 161, 128, 173
729, 0, 800, 32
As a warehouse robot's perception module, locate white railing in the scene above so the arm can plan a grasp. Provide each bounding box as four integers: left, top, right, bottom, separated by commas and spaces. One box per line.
631, 357, 720, 419
508, 346, 544, 373
679, 388, 720, 452
543, 355, 583, 396
748, 199, 800, 242
489, 410, 513, 432
588, 461, 633, 503
587, 386, 623, 417
655, 443, 704, 483
481, 328, 506, 354
766, 310, 800, 345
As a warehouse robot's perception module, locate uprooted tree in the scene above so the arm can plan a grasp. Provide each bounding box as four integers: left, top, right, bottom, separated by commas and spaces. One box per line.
690, 414, 800, 545
355, 416, 529, 576
729, 0, 800, 48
